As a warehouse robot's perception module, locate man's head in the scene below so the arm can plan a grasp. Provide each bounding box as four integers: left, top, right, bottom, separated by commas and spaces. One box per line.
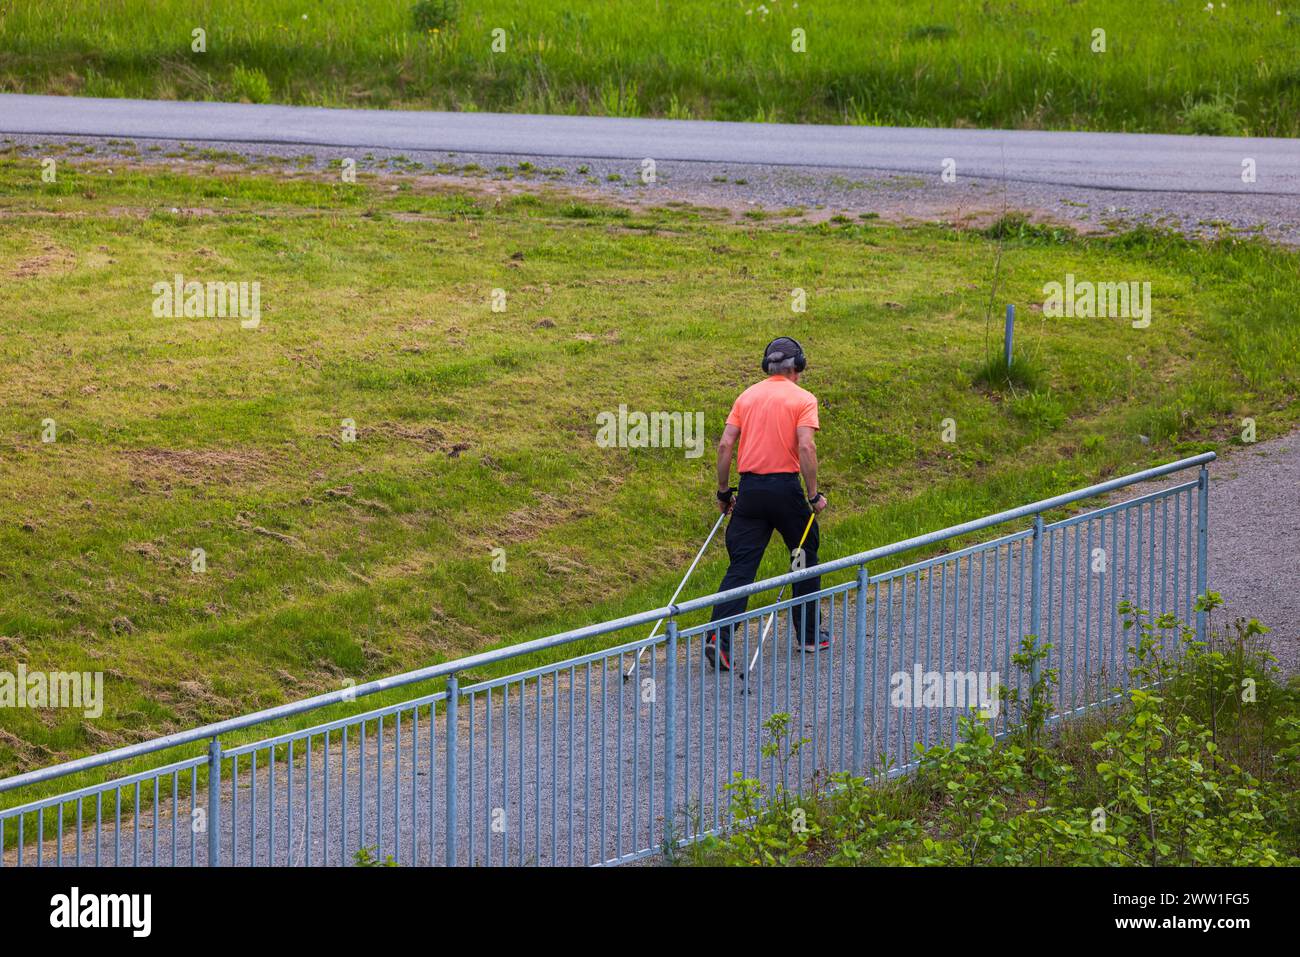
762, 336, 806, 380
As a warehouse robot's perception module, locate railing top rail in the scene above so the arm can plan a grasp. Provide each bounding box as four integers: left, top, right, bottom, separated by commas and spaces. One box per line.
0, 451, 1213, 795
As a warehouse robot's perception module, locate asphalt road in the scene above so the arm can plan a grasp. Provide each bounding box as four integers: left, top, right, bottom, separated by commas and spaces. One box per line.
3, 94, 1298, 196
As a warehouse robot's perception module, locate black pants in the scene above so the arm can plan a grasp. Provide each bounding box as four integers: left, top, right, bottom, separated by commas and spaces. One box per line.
709, 472, 820, 654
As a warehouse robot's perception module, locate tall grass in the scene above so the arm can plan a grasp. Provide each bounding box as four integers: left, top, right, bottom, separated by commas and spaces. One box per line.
0, 0, 1297, 134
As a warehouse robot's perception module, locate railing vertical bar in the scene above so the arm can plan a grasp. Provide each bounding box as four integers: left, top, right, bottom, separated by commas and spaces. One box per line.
535, 676, 543, 865
408, 711, 415, 867
358, 720, 365, 853
552, 672, 559, 865
375, 716, 383, 862
898, 571, 908, 765
568, 670, 575, 866
1058, 523, 1068, 708
816, 595, 827, 770
1175, 488, 1184, 625
940, 562, 951, 745
1030, 515, 1044, 688
923, 568, 934, 752
1162, 494, 1170, 621
713, 630, 722, 828
726, 622, 736, 820
969, 554, 978, 737
187, 769, 194, 867
1086, 519, 1094, 709
974, 551, 985, 738
1196, 466, 1209, 640
468, 691, 476, 866
1187, 485, 1195, 621
597, 666, 605, 863
341, 726, 348, 865
431, 696, 441, 863
616, 661, 624, 861
1148, 496, 1157, 625
288, 739, 296, 865
1135, 501, 1144, 625
226, 759, 233, 867
206, 738, 220, 867
883, 576, 893, 771
515, 680, 523, 866
269, 742, 277, 865
486, 688, 494, 866
391, 713, 398, 866
502, 682, 510, 867
704, 629, 713, 830
663, 620, 678, 858
742, 623, 751, 783
249, 750, 257, 867
446, 674, 458, 868
584, 663, 591, 865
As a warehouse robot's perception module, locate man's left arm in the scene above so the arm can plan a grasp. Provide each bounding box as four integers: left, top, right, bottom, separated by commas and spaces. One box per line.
797, 426, 825, 512
797, 392, 826, 513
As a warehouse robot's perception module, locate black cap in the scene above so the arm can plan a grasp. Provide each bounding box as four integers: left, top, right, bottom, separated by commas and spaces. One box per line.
763, 336, 805, 372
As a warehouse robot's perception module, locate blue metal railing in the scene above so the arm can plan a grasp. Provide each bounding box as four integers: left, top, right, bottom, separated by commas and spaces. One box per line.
0, 453, 1214, 866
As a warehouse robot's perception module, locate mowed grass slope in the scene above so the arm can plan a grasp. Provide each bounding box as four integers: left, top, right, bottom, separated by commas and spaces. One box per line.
1, 0, 1298, 135
0, 158, 1298, 780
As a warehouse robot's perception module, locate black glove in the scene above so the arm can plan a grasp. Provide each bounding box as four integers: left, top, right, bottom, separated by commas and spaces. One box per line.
717, 487, 737, 507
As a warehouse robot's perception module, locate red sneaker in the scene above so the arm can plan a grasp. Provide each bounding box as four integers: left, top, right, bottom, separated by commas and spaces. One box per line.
704, 631, 732, 672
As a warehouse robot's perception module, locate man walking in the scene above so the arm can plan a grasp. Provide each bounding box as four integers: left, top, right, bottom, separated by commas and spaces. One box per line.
706, 336, 829, 672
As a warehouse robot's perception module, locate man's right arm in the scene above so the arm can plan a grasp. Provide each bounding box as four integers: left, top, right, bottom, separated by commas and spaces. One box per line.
716, 423, 740, 512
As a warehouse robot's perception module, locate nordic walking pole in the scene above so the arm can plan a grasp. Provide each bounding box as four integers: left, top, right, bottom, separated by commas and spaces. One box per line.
744, 509, 817, 677
622, 509, 729, 683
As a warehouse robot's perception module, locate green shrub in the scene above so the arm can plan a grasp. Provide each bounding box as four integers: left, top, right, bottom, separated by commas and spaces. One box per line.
231, 66, 272, 104
973, 353, 1043, 393
981, 213, 1075, 245
685, 596, 1299, 867
411, 0, 459, 32
1180, 94, 1247, 136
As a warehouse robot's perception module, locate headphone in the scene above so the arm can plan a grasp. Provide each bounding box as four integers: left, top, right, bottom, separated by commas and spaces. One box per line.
761, 336, 807, 373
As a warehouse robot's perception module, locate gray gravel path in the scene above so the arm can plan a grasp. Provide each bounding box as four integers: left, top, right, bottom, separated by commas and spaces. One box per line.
3, 93, 1298, 244
1202, 435, 1299, 672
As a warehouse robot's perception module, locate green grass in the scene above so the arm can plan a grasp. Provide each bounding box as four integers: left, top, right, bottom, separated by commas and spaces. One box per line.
0, 155, 1298, 800
1, 0, 1298, 134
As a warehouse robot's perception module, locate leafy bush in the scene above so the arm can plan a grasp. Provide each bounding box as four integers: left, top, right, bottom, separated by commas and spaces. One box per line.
411, 0, 459, 32
981, 213, 1075, 245
972, 353, 1043, 393
1180, 92, 1247, 136
684, 596, 1299, 867
230, 66, 272, 104
353, 845, 398, 867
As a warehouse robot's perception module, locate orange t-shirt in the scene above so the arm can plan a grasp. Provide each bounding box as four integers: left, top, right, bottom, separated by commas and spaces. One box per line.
726, 375, 819, 474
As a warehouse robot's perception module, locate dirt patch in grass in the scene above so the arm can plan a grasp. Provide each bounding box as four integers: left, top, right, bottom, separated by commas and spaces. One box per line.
123, 446, 278, 487
487, 492, 597, 548
10, 243, 76, 279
